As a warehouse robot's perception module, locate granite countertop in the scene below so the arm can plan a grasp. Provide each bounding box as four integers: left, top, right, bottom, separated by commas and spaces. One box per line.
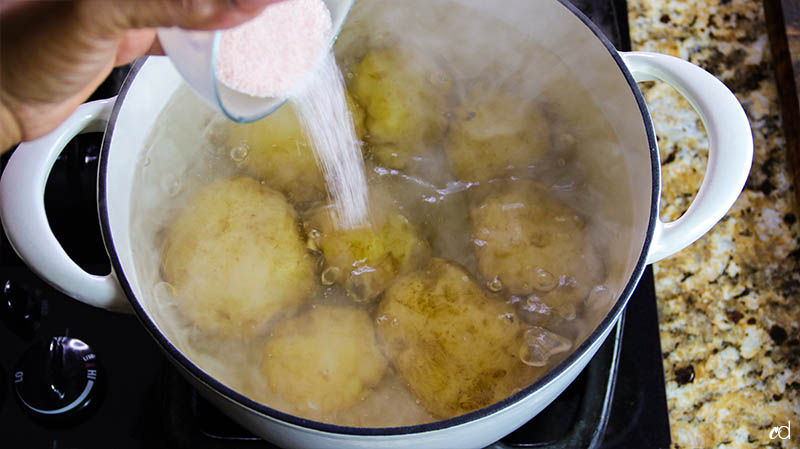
628, 0, 800, 447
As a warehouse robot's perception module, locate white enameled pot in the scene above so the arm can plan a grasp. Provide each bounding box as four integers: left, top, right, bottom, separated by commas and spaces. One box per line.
0, 1, 752, 448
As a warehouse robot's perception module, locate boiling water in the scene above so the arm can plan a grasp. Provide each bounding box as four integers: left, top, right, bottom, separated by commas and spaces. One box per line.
292, 52, 369, 229
130, 0, 636, 427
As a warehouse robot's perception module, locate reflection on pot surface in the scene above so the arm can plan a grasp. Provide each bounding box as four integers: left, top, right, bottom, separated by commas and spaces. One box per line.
130, 0, 634, 427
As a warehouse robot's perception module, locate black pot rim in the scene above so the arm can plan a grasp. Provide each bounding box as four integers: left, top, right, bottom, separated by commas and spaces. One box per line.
98, 0, 659, 437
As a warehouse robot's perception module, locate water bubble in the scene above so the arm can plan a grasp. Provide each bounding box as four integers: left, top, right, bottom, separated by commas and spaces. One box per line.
305, 229, 321, 252
473, 239, 488, 248
519, 327, 572, 367
519, 296, 555, 327
585, 285, 615, 317
587, 285, 613, 306
561, 275, 578, 288
559, 303, 577, 321
519, 295, 559, 326
532, 268, 557, 292
487, 276, 503, 292
556, 158, 567, 168
306, 239, 320, 254
346, 274, 372, 303
320, 266, 341, 286
229, 143, 249, 162
525, 296, 551, 313
346, 72, 354, 79
499, 312, 515, 324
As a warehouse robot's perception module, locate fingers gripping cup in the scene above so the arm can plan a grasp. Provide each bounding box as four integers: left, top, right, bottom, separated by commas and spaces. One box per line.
157, 0, 354, 123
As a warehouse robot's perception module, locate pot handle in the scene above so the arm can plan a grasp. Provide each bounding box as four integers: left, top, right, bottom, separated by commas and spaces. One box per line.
0, 99, 129, 312
620, 52, 753, 264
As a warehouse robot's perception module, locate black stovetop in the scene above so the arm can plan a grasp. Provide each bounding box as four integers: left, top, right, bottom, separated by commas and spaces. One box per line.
0, 1, 671, 447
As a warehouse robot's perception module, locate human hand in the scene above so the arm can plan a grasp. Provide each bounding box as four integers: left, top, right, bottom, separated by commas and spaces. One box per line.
0, 0, 282, 151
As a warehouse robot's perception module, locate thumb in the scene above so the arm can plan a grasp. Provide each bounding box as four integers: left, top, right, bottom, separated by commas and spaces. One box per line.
83, 0, 282, 35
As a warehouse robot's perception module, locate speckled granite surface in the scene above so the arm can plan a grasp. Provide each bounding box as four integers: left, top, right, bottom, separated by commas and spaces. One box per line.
628, 0, 800, 447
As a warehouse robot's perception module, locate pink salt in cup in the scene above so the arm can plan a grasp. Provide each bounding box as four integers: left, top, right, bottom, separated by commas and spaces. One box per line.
157, 0, 354, 123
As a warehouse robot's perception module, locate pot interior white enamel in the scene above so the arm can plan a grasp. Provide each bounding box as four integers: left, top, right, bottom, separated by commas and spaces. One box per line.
99, 0, 656, 442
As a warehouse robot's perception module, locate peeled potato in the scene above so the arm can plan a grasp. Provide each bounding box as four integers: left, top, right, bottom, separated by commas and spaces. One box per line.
305, 189, 431, 303
470, 180, 604, 318
445, 85, 551, 183
350, 47, 451, 169
161, 176, 315, 339
376, 258, 538, 418
226, 95, 366, 203
261, 305, 387, 413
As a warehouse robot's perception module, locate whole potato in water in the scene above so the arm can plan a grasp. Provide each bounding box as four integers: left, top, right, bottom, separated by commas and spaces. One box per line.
469, 180, 604, 319
376, 258, 539, 418
161, 177, 315, 339
305, 188, 431, 303
261, 305, 387, 414
350, 47, 451, 170
226, 95, 366, 204
445, 85, 551, 183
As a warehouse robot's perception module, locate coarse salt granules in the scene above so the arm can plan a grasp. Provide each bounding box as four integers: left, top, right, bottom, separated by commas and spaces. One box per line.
215, 0, 333, 98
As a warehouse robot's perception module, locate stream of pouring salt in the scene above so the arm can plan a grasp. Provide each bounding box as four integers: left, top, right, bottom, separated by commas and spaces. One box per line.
291, 52, 370, 229
216, 0, 369, 229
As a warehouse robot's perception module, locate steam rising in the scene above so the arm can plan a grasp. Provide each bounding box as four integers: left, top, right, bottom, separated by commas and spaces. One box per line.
128, 0, 638, 427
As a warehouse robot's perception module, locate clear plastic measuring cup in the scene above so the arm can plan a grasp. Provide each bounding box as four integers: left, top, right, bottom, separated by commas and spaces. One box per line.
157, 0, 354, 123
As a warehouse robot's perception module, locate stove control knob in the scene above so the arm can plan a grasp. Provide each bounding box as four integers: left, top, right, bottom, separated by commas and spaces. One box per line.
13, 336, 101, 420
1, 280, 43, 339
